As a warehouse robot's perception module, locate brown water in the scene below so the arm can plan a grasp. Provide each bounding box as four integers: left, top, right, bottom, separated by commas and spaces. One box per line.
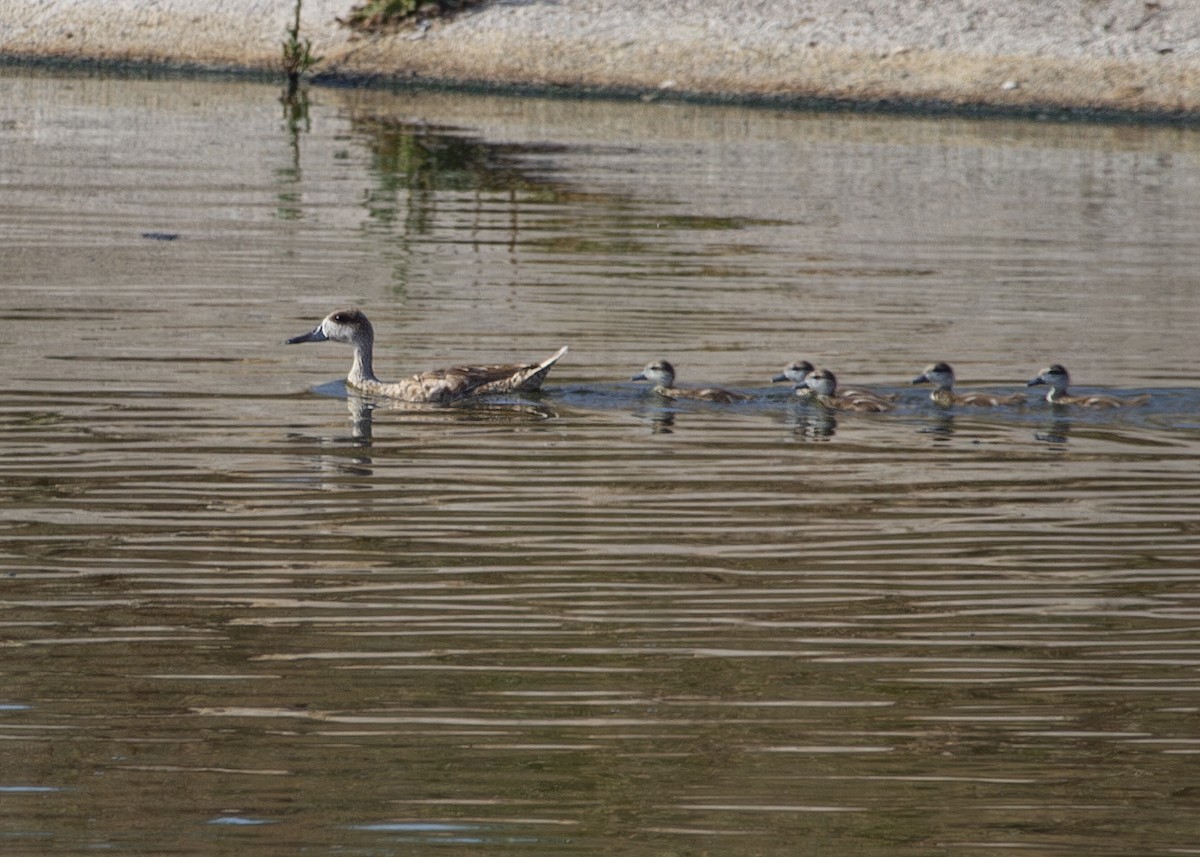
3, 69, 1200, 855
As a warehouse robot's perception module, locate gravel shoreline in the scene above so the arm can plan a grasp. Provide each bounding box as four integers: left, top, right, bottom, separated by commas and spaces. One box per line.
3, 0, 1200, 118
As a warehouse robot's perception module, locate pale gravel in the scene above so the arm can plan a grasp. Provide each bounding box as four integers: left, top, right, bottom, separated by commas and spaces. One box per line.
3, 0, 1200, 115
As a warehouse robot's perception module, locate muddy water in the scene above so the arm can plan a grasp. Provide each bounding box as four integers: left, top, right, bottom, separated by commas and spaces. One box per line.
2, 69, 1200, 855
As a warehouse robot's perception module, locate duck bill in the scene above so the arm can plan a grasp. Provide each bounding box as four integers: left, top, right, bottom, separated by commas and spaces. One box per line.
630, 373, 647, 382
1026, 377, 1045, 387
911, 374, 929, 385
770, 373, 788, 383
286, 326, 328, 345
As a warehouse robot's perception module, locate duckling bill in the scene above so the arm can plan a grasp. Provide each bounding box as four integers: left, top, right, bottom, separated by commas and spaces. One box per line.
287, 308, 568, 404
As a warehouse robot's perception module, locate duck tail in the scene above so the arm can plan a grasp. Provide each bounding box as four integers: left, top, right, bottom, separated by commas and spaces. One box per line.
511, 345, 570, 392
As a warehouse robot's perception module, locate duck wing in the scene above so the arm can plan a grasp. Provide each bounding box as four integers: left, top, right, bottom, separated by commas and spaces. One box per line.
957, 390, 1024, 406
415, 346, 569, 401
1077, 392, 1150, 408
841, 386, 898, 404
837, 395, 893, 413
670, 386, 746, 404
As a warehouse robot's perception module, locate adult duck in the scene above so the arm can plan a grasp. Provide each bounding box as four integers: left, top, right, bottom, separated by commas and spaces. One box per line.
286, 308, 568, 403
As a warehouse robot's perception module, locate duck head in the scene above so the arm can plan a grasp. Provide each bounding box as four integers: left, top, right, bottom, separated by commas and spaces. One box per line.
772, 360, 815, 384
286, 309, 374, 347
632, 359, 676, 388
1027, 364, 1069, 393
912, 362, 955, 391
807, 367, 838, 397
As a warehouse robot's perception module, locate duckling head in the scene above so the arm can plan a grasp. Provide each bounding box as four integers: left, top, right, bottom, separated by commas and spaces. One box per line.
287, 308, 374, 348
807, 367, 837, 397
772, 360, 815, 384
632, 359, 676, 388
912, 362, 955, 391
1027, 364, 1069, 393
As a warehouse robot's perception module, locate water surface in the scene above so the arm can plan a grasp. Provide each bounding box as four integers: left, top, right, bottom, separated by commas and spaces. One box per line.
2, 70, 1200, 855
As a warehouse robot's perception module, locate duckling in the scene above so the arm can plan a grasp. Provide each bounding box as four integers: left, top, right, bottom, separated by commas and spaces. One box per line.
772, 360, 895, 404
807, 368, 893, 412
771, 359, 818, 400
632, 359, 746, 403
912, 362, 1024, 407
286, 308, 568, 404
1026, 364, 1150, 407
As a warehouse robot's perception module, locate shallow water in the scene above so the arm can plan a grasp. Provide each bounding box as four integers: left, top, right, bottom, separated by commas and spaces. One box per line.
3, 69, 1200, 855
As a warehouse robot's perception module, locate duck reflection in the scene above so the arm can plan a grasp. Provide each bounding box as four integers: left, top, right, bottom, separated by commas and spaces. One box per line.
293, 389, 566, 487
788, 407, 837, 440
918, 410, 957, 440
634, 406, 676, 434
1034, 419, 1072, 446
347, 392, 375, 444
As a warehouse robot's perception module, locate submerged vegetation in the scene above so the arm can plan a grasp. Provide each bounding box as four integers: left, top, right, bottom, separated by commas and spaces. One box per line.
341, 0, 484, 31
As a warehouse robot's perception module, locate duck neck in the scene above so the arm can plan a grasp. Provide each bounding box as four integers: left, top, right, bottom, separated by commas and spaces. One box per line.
931, 389, 955, 407
347, 336, 379, 387
1046, 385, 1068, 403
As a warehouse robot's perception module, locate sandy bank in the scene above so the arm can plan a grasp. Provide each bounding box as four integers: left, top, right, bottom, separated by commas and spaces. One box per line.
3, 0, 1200, 118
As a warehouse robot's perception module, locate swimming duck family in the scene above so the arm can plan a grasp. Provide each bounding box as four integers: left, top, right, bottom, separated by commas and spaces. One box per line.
632, 359, 747, 403
912, 362, 1025, 407
1027, 364, 1150, 408
286, 311, 1151, 412
287, 309, 568, 404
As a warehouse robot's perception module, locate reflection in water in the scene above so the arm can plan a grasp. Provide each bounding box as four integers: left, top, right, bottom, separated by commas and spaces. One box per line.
1035, 418, 1073, 445
788, 404, 838, 440
350, 112, 576, 242
345, 388, 562, 442
348, 391, 374, 442
277, 85, 312, 221
3, 70, 1200, 857
635, 405, 676, 434
918, 409, 956, 440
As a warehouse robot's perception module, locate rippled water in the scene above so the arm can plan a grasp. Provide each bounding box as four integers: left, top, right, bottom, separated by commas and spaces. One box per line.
3, 68, 1200, 855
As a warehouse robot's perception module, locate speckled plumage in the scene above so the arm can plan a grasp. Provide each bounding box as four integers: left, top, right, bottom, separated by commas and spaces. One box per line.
287, 308, 568, 403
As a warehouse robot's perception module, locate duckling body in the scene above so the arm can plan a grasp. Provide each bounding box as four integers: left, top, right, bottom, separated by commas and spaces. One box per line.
286, 309, 568, 404
632, 359, 746, 404
912, 362, 1023, 407
807, 368, 893, 412
1027, 364, 1150, 407
772, 360, 895, 404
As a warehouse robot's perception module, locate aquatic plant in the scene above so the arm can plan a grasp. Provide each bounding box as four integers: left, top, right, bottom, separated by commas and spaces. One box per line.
282, 0, 322, 94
